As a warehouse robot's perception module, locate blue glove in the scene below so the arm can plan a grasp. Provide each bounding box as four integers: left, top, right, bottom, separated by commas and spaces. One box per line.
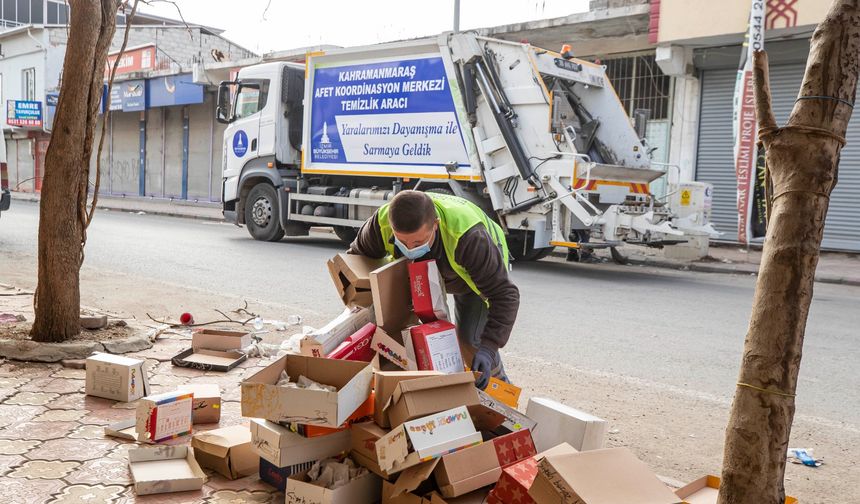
471, 347, 496, 390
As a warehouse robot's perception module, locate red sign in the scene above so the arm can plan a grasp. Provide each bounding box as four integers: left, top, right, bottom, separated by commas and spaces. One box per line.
105, 44, 156, 77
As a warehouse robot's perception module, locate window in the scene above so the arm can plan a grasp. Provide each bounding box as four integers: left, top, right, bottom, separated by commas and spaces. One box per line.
22, 68, 35, 101
58, 1, 67, 24
2, 0, 15, 24
31, 0, 42, 24
46, 1, 57, 23
15, 0, 27, 24
233, 79, 269, 119
602, 54, 672, 121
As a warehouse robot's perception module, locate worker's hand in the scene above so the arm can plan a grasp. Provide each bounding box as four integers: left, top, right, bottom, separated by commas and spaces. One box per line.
471, 348, 496, 390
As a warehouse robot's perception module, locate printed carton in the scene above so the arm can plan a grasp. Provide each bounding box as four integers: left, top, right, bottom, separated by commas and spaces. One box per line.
410, 321, 464, 374
249, 418, 351, 467
176, 383, 221, 424
135, 390, 193, 442
85, 352, 150, 402
408, 259, 450, 322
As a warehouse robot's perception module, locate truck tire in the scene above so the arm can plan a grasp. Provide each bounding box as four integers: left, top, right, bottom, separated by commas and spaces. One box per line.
333, 226, 358, 244
245, 183, 285, 242
506, 231, 552, 262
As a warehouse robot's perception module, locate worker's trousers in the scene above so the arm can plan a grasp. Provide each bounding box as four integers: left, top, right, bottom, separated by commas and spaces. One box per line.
454, 292, 509, 383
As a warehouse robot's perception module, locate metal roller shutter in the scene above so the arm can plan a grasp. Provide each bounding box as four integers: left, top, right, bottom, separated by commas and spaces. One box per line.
696, 63, 860, 251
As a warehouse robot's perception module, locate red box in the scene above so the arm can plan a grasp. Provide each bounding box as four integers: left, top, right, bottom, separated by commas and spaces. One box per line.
410, 321, 464, 374
487, 457, 538, 504
327, 323, 376, 362
491, 429, 537, 468
408, 260, 449, 323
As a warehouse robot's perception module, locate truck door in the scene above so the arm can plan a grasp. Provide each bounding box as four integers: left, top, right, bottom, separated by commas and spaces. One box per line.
224, 79, 270, 185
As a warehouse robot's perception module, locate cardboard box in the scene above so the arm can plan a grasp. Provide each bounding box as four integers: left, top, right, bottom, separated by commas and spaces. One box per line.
485, 377, 521, 408
371, 257, 413, 333
286, 463, 382, 504
477, 390, 536, 435
250, 418, 351, 467
408, 260, 450, 322
191, 424, 258, 480
176, 383, 221, 424
327, 322, 377, 362
85, 352, 150, 402
526, 397, 607, 452
350, 422, 407, 479
382, 479, 491, 504
171, 348, 248, 372
674, 475, 798, 504
241, 354, 373, 427
372, 328, 418, 371
410, 321, 464, 374
486, 443, 578, 504
328, 253, 387, 307
302, 306, 375, 357
373, 370, 442, 428
259, 457, 313, 492
386, 372, 479, 429
128, 445, 206, 495
104, 419, 142, 442
290, 393, 374, 438
192, 328, 251, 351
135, 390, 193, 442
528, 447, 682, 504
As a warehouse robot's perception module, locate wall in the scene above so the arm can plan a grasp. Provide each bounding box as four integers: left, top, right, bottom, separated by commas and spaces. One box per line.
0, 29, 49, 129
106, 27, 256, 70
657, 0, 829, 43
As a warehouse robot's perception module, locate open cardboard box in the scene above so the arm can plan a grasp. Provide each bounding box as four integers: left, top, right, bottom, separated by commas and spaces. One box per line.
85, 352, 150, 402
241, 353, 373, 427
526, 397, 607, 452
486, 442, 578, 504
250, 418, 351, 467
191, 424, 258, 480
176, 383, 221, 424
192, 329, 251, 351
172, 348, 248, 372
528, 447, 683, 504
128, 445, 206, 495
386, 372, 479, 429
301, 306, 375, 357
382, 479, 491, 504
288, 393, 374, 438
135, 390, 193, 442
370, 257, 414, 334
674, 475, 798, 504
477, 389, 536, 435
327, 252, 387, 307
285, 458, 382, 504
373, 370, 442, 428
259, 458, 314, 492
372, 328, 418, 372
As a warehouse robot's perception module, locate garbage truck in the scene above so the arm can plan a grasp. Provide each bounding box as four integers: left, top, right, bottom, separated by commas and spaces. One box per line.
216, 33, 715, 261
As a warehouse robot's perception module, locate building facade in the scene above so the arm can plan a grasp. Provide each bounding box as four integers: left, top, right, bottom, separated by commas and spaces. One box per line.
1, 2, 256, 202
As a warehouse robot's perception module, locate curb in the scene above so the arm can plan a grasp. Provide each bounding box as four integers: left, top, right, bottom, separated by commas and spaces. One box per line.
11, 194, 225, 223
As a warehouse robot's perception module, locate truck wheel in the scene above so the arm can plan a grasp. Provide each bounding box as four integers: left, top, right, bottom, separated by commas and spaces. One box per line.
245, 183, 285, 242
333, 226, 358, 244
507, 231, 551, 262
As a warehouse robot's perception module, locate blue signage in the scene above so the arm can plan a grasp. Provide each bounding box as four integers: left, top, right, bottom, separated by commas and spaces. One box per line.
309, 57, 468, 167
232, 130, 248, 157
119, 80, 146, 111
6, 100, 43, 127
148, 73, 204, 108
46, 94, 59, 107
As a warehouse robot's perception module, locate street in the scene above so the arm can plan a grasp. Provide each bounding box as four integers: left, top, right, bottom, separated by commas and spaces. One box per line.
2, 200, 859, 502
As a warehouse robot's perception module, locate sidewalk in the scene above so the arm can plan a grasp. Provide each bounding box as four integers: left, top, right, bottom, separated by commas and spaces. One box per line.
591, 243, 860, 287
10, 191, 223, 222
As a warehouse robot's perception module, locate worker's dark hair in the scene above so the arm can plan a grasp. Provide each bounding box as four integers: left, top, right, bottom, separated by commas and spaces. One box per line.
388, 191, 437, 233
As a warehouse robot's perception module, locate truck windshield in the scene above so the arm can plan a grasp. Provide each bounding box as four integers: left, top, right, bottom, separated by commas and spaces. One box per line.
234, 79, 269, 119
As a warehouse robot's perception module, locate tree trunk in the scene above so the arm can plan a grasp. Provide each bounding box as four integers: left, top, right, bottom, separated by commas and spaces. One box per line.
30, 0, 118, 342
718, 1, 860, 502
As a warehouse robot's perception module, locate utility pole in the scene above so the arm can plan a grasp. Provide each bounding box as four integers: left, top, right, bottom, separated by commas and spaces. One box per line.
453, 0, 460, 32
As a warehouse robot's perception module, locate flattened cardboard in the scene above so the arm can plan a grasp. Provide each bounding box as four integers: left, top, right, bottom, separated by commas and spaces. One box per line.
85, 352, 150, 402
241, 354, 373, 427
327, 322, 376, 362
485, 377, 521, 408
387, 372, 479, 429
259, 457, 313, 492
371, 328, 418, 371
192, 329, 251, 351
250, 418, 351, 467
105, 419, 144, 442
302, 306, 375, 357
135, 391, 193, 442
171, 348, 247, 372
408, 260, 450, 322
477, 389, 536, 434
526, 397, 607, 452
285, 464, 382, 504
128, 445, 206, 495
191, 425, 258, 480
373, 370, 442, 428
410, 321, 464, 374
328, 253, 387, 307
528, 447, 682, 504
370, 257, 413, 333
674, 475, 798, 504
176, 383, 221, 424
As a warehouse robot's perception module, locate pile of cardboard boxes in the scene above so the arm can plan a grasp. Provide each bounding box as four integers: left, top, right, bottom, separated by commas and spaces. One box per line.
82, 253, 781, 503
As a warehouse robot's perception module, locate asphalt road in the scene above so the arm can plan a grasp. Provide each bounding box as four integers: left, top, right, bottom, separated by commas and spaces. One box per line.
2, 201, 858, 426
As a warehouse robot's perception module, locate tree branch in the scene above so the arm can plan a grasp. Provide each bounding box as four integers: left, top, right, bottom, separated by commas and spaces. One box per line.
752, 50, 777, 139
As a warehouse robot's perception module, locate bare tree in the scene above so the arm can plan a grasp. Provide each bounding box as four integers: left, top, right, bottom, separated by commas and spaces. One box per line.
30, 0, 122, 342
719, 1, 860, 502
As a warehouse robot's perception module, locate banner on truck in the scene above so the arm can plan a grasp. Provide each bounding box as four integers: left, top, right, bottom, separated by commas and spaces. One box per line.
308, 57, 469, 175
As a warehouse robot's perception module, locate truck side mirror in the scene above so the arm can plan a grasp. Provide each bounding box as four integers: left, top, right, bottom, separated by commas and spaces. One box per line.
216, 82, 233, 124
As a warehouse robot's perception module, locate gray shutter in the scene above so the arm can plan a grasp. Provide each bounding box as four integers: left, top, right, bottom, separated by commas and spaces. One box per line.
696, 63, 860, 251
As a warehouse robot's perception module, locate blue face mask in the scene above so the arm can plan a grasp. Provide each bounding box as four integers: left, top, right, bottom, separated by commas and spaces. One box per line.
395, 237, 432, 260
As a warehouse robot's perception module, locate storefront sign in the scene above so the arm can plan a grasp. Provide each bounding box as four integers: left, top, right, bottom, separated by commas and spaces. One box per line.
105, 44, 156, 77
148, 73, 204, 107
6, 100, 43, 127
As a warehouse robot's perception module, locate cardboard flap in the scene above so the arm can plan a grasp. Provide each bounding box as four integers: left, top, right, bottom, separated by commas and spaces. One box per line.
371, 328, 417, 370
370, 257, 412, 332
376, 425, 410, 472
390, 459, 440, 498
466, 404, 505, 432
394, 372, 475, 397
191, 425, 250, 459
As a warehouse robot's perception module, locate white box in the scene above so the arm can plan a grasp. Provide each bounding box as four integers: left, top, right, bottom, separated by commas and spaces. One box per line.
85, 352, 150, 402
526, 397, 608, 452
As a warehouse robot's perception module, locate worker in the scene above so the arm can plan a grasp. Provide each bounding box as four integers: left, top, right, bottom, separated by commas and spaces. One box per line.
348, 190, 519, 389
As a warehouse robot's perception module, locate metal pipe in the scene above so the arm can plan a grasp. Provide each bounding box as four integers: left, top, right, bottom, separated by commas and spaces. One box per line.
208, 94, 214, 202
453, 0, 460, 32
